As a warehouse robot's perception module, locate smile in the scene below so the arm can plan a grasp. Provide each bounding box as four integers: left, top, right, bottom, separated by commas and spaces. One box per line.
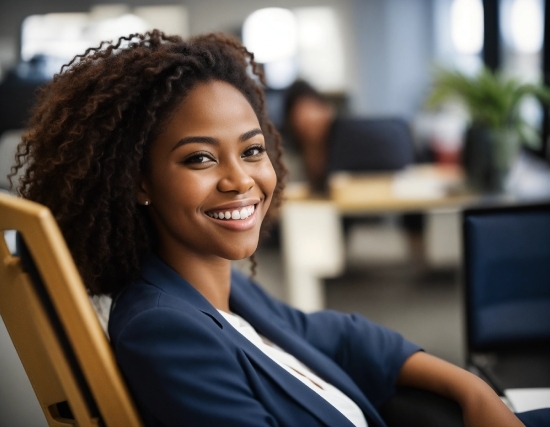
206, 205, 255, 220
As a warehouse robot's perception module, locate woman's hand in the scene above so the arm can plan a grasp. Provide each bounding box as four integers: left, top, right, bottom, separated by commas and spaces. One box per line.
396, 352, 524, 427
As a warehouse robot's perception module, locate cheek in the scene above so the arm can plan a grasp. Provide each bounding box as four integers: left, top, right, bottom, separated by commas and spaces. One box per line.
260, 161, 277, 204
150, 167, 210, 214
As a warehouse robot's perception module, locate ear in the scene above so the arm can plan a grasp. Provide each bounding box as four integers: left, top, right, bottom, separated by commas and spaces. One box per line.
135, 171, 151, 206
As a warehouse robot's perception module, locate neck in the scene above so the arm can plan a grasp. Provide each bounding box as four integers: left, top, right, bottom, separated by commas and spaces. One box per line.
157, 247, 232, 312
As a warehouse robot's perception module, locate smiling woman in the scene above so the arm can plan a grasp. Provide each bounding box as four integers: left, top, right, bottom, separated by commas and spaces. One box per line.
9, 31, 547, 427
137, 80, 277, 310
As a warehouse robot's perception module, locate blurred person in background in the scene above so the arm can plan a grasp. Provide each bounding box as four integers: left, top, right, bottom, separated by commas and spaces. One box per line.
283, 80, 336, 193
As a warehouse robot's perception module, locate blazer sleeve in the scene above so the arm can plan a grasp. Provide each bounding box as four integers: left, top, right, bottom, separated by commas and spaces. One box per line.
236, 273, 422, 407
113, 305, 279, 427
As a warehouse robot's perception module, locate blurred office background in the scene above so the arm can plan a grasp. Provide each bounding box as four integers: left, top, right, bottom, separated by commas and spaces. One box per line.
1, 0, 549, 425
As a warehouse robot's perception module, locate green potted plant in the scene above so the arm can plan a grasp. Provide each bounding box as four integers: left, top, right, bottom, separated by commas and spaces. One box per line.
426, 66, 550, 193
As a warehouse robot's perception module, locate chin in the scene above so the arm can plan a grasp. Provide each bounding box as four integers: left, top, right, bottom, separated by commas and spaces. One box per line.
230, 246, 258, 261
222, 240, 259, 261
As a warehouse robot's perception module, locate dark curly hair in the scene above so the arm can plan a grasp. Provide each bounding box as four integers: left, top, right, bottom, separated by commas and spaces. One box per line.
10, 30, 286, 296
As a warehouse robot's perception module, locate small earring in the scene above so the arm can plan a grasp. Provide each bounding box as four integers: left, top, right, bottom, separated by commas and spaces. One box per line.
144, 200, 150, 206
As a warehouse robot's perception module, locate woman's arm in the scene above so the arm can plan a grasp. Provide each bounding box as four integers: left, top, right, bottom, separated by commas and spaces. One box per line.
396, 352, 524, 427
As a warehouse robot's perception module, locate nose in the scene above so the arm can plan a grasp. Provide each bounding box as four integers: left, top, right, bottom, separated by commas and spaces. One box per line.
217, 160, 255, 194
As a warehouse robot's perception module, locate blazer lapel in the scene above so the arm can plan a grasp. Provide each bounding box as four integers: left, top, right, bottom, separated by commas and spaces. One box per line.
141, 255, 357, 426
219, 317, 359, 427
230, 277, 387, 427
140, 256, 385, 427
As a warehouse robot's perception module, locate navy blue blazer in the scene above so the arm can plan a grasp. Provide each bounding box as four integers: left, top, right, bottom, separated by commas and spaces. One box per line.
108, 254, 422, 427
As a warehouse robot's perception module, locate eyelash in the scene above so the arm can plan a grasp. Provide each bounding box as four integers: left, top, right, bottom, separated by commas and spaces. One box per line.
182, 145, 266, 166
183, 151, 214, 165
242, 145, 266, 158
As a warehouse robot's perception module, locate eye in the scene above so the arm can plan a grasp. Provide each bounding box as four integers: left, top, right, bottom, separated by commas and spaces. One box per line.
183, 152, 216, 165
242, 145, 266, 159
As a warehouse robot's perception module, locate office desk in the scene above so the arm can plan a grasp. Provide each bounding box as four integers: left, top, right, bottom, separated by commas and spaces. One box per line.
285, 164, 477, 213
280, 164, 479, 312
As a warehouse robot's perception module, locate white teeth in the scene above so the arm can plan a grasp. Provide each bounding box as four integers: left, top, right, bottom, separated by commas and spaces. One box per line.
207, 205, 256, 220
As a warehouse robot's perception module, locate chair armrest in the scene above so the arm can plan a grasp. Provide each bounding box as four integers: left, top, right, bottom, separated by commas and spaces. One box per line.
379, 387, 464, 427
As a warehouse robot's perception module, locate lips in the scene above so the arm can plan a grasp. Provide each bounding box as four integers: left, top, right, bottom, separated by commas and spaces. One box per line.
206, 204, 255, 220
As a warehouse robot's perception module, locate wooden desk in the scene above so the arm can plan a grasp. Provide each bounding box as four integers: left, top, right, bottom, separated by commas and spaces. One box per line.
284, 164, 478, 214
280, 164, 478, 312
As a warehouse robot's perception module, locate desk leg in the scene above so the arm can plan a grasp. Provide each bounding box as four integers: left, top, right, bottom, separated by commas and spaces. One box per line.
286, 269, 325, 313
280, 201, 345, 312
425, 209, 462, 268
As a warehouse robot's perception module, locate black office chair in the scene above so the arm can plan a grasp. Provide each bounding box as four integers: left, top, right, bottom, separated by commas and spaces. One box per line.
0, 69, 48, 136
462, 202, 550, 395
380, 387, 463, 427
327, 117, 416, 174
327, 117, 423, 239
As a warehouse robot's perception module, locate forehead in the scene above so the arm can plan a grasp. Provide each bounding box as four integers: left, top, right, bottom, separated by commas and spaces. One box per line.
169, 80, 259, 131
292, 96, 328, 111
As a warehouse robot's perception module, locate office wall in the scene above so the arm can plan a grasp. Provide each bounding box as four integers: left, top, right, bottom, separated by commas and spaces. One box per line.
0, 0, 437, 119
181, 0, 436, 117
350, 0, 435, 117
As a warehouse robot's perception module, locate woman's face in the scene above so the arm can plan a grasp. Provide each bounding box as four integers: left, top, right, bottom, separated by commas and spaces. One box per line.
289, 96, 334, 146
138, 80, 277, 262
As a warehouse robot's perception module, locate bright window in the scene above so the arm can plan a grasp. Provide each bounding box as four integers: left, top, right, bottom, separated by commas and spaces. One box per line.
500, 0, 544, 139
504, 0, 544, 54
20, 5, 189, 78
451, 0, 484, 55
242, 7, 345, 91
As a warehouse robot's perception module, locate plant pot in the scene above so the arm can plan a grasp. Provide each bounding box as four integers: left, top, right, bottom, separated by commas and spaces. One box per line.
462, 124, 520, 193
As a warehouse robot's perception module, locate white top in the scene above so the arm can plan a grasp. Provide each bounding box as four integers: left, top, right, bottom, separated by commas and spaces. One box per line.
218, 310, 368, 427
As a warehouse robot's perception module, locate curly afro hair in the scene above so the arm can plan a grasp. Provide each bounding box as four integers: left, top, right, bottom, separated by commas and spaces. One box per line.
10, 30, 286, 296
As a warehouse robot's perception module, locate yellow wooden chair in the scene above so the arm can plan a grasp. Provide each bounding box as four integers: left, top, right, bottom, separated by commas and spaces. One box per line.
0, 192, 142, 427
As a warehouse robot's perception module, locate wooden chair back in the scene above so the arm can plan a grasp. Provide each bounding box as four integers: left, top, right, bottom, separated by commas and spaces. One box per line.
0, 192, 142, 427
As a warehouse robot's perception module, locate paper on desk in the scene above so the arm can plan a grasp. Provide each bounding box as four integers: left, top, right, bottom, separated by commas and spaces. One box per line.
504, 388, 550, 413
391, 169, 449, 199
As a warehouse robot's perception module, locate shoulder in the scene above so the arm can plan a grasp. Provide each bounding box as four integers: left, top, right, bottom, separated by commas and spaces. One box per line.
108, 277, 220, 350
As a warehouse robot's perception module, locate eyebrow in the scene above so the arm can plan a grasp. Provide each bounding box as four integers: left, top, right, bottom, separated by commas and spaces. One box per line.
239, 128, 263, 142
171, 128, 263, 151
